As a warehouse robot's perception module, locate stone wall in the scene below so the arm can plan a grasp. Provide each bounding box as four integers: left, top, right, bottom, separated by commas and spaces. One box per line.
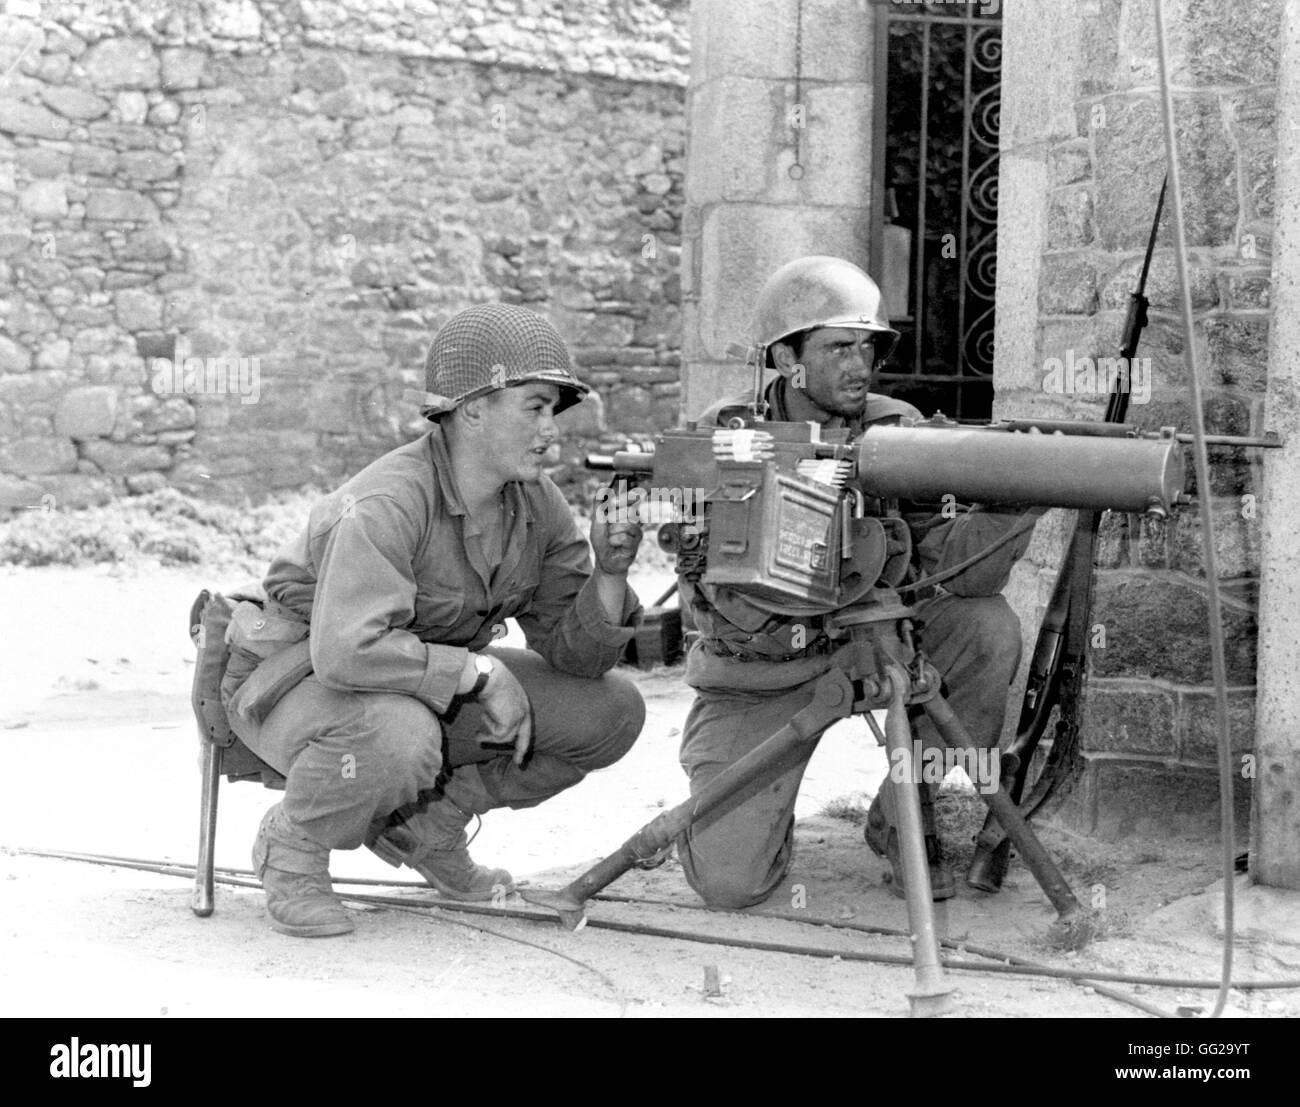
996, 0, 1282, 837
0, 0, 688, 508
681, 0, 877, 420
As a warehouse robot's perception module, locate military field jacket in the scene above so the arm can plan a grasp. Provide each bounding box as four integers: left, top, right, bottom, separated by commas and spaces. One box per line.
262, 427, 640, 717
682, 377, 1036, 691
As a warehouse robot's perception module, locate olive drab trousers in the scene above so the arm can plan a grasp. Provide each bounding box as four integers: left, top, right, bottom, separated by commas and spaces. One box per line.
677, 593, 1023, 909
233, 647, 645, 852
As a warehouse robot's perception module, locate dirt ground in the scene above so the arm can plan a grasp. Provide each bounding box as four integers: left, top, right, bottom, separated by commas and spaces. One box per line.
1, 558, 1298, 1022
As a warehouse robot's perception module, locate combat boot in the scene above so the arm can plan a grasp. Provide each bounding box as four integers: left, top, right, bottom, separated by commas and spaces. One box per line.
864, 791, 955, 901
368, 766, 514, 901
251, 803, 354, 938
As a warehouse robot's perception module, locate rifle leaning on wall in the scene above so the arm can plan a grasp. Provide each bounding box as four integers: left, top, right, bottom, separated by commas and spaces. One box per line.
966, 177, 1169, 892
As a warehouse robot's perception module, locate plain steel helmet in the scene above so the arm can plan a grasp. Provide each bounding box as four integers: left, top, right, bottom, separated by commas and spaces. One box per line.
752, 255, 901, 367
407, 303, 589, 420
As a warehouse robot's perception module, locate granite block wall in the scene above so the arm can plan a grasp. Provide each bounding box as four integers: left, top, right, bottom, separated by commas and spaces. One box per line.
0, 0, 689, 507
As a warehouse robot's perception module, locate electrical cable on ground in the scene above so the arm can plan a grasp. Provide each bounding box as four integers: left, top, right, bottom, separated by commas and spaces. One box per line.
365, 898, 630, 1018
13, 846, 1298, 1010
90, 856, 632, 1017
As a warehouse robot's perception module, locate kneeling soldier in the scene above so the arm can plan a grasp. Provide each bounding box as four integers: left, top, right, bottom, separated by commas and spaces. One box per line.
675, 257, 1035, 908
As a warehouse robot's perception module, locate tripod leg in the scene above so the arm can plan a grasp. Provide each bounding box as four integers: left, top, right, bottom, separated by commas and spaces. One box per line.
921, 692, 1081, 920
523, 668, 858, 929
968, 739, 1035, 891
881, 664, 954, 1017
968, 749, 1027, 892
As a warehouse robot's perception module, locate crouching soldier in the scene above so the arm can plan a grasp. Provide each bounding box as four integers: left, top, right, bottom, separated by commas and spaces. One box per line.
222, 304, 646, 937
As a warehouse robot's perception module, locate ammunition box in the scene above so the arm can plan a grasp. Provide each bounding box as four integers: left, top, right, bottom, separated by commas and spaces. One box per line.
703, 461, 842, 608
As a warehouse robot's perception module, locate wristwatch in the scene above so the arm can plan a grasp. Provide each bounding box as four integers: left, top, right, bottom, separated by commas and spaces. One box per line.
464, 653, 494, 700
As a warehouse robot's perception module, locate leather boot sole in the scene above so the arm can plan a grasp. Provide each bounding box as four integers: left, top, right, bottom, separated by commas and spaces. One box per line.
269, 916, 355, 939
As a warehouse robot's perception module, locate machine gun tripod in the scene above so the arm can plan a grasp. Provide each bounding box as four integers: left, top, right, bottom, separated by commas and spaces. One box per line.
523, 587, 1085, 1018
522, 404, 1206, 1014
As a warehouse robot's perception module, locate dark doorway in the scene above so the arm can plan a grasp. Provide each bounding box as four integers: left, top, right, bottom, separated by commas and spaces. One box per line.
870, 1, 1002, 421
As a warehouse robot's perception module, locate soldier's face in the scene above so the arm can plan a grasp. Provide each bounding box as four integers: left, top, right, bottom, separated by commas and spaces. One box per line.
787, 327, 878, 418
481, 382, 562, 482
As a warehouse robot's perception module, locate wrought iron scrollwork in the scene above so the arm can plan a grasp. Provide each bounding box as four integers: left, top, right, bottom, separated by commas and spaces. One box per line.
877, 1, 1002, 417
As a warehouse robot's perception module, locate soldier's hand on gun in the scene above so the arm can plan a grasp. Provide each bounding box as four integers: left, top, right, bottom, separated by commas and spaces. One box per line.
477, 663, 533, 767
590, 485, 644, 576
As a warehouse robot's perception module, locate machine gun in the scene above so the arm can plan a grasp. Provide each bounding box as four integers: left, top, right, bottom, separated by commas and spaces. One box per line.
588, 410, 1187, 620
525, 407, 1193, 1015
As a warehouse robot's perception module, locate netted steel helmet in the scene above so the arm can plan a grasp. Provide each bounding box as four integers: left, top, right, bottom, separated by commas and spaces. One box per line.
752, 255, 900, 367
407, 303, 589, 420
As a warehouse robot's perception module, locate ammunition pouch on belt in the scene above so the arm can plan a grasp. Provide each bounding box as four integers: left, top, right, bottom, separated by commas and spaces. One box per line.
687, 579, 833, 664
702, 633, 834, 664
221, 599, 313, 727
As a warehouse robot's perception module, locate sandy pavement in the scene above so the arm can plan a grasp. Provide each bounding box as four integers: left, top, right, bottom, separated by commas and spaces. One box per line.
1, 561, 1296, 1022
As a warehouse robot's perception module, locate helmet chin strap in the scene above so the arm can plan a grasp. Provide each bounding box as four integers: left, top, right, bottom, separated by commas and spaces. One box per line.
751, 344, 769, 420
724, 340, 770, 421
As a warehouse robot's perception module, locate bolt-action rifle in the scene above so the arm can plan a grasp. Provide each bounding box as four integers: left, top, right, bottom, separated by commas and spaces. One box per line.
967, 176, 1166, 890
965, 177, 1285, 889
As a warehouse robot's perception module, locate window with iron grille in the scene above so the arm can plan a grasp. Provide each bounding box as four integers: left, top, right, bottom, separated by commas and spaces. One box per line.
870, 0, 1002, 421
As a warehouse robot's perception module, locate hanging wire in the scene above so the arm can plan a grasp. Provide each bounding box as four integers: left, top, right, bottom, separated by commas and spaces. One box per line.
1152, 0, 1237, 1019
789, 0, 806, 180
